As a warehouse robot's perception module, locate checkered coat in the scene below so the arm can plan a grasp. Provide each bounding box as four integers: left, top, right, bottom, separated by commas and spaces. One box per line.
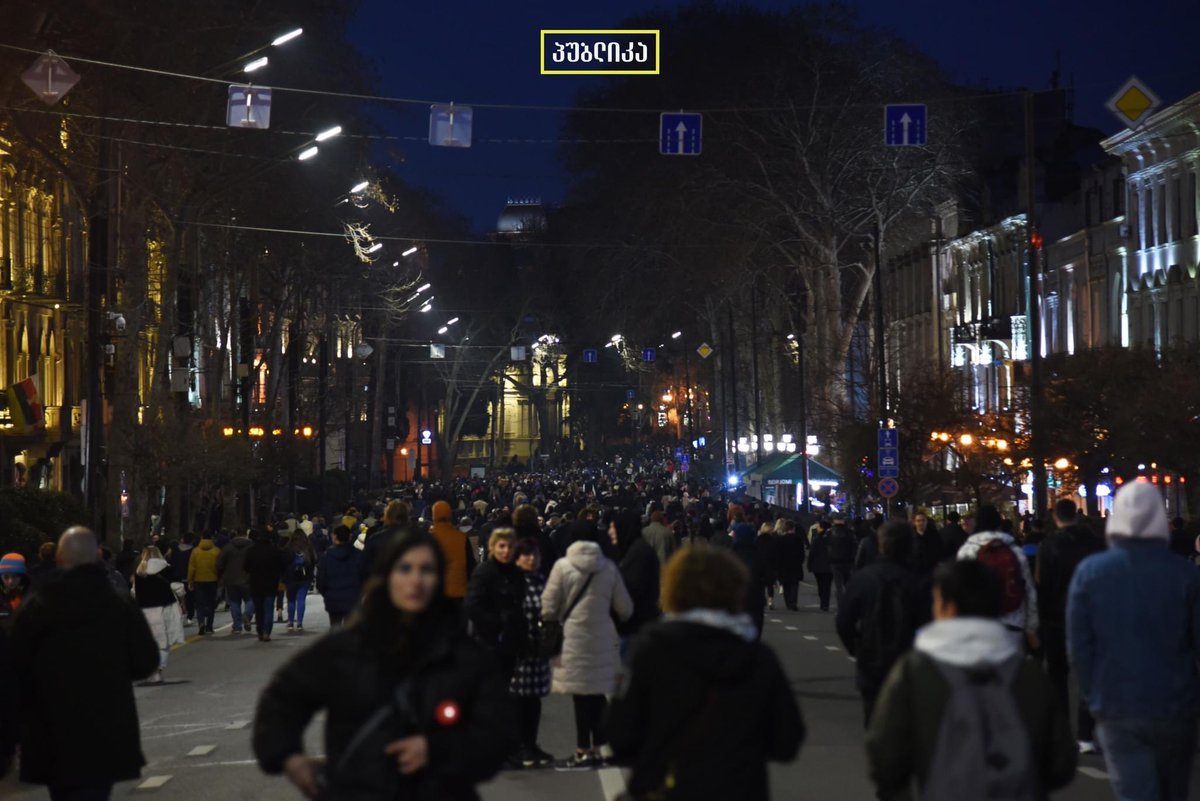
510, 571, 551, 698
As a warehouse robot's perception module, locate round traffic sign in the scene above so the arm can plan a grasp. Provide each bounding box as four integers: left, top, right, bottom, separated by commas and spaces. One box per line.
878, 477, 899, 498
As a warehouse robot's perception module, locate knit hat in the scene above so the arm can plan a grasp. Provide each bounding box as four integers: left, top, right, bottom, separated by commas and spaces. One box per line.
0, 553, 27, 575
432, 500, 453, 523
1106, 481, 1169, 541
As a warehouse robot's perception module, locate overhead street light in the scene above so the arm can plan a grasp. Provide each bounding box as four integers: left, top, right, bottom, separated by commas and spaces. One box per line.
446, 317, 459, 325
243, 56, 269, 73
350, 180, 370, 193
437, 326, 448, 334
402, 246, 419, 257
297, 146, 318, 161
315, 125, 342, 142
365, 242, 382, 253
272, 28, 303, 46
671, 331, 682, 339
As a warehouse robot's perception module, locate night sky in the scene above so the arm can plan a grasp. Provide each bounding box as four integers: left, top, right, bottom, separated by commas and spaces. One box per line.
347, 0, 1196, 233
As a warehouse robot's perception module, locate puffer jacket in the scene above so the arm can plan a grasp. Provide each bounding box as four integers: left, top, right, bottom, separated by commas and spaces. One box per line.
316, 544, 364, 617
187, 539, 220, 584
254, 622, 514, 801
541, 541, 633, 695
217, 536, 254, 587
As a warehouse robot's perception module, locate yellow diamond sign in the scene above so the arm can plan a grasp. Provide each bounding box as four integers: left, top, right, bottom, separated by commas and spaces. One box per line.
1106, 76, 1161, 128
696, 342, 713, 359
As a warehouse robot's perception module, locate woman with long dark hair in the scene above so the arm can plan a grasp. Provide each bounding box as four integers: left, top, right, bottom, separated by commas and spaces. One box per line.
254, 532, 513, 800
510, 538, 553, 768
284, 531, 315, 632
608, 510, 660, 654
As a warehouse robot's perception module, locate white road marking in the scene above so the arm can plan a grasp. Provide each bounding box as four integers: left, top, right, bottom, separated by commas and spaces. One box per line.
136, 775, 173, 790
848, 657, 856, 663
187, 745, 217, 757
803, 635, 818, 641
225, 720, 250, 730
769, 618, 783, 623
1078, 767, 1109, 780
825, 646, 840, 651
598, 766, 630, 801
785, 626, 799, 631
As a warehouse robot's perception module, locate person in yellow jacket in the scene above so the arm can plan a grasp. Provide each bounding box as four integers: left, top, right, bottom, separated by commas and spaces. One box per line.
429, 500, 476, 613
187, 532, 221, 635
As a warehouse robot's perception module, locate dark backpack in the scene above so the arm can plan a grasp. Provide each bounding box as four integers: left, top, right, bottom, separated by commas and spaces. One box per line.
977, 540, 1025, 614
290, 551, 308, 582
828, 526, 855, 563
924, 655, 1037, 801
856, 574, 915, 679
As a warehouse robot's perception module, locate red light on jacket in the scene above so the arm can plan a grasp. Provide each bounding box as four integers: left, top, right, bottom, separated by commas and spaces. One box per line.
435, 700, 460, 726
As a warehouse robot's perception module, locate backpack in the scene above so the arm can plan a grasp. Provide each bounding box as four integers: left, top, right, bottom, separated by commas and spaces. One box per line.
290, 551, 308, 582
856, 574, 914, 679
976, 540, 1025, 614
923, 655, 1037, 801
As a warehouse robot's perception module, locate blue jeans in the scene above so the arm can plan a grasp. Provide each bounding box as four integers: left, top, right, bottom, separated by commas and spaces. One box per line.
1096, 718, 1199, 801
226, 584, 254, 629
286, 583, 308, 626
254, 596, 276, 636
193, 582, 218, 630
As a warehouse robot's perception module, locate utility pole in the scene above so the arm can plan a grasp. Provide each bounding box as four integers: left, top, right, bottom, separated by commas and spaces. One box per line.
318, 333, 328, 512
750, 281, 763, 467
1025, 91, 1048, 517
874, 221, 888, 423
84, 135, 111, 533
797, 330, 811, 515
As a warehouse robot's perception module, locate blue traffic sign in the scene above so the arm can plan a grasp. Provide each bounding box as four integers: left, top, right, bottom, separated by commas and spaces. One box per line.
878, 429, 899, 449
642, 347, 656, 362
582, 348, 598, 364
660, 112, 702, 156
626, 389, 636, 400
227, 85, 272, 129
878, 477, 899, 498
878, 448, 899, 478
429, 103, 473, 148
884, 104, 927, 146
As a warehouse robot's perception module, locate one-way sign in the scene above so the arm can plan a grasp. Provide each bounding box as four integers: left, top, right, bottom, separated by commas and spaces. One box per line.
22, 51, 80, 107
884, 104, 927, 146
227, 85, 272, 129
660, 112, 702, 156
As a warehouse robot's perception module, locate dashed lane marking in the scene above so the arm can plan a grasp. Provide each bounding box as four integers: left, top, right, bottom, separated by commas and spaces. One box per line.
187, 745, 217, 757
803, 635, 818, 641
769, 618, 783, 623
136, 775, 173, 790
785, 626, 799, 631
225, 720, 250, 730
1078, 767, 1109, 780
825, 646, 840, 651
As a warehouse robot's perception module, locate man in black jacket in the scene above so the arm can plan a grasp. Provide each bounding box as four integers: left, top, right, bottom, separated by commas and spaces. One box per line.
836, 522, 928, 726
1036, 499, 1105, 753
12, 527, 160, 799
775, 520, 806, 611
827, 514, 856, 611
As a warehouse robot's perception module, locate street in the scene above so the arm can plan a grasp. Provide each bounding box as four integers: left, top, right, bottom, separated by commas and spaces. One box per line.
0, 581, 1142, 801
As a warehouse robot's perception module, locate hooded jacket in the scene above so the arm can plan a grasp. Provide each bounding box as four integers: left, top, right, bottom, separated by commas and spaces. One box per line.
956, 532, 1039, 636
187, 538, 220, 584
12, 564, 160, 786
1068, 481, 1200, 721
316, 543, 364, 617
430, 501, 473, 599
541, 540, 633, 695
866, 618, 1076, 800
217, 535, 255, 587
609, 614, 804, 801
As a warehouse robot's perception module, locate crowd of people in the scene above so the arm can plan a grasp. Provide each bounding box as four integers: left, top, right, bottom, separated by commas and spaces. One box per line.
0, 464, 1197, 801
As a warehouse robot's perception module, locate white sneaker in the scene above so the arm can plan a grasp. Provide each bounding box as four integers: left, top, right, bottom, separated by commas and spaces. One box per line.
1078, 740, 1099, 755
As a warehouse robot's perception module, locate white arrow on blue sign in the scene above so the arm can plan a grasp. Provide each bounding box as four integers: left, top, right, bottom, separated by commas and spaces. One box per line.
878, 429, 899, 449
429, 103, 473, 148
582, 349, 598, 364
642, 347, 657, 362
884, 104, 927, 146
227, 85, 272, 129
660, 112, 702, 156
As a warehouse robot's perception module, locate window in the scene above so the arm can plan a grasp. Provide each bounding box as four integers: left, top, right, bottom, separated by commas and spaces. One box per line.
1189, 172, 1198, 238
1113, 177, 1125, 217
1157, 183, 1167, 247
1172, 177, 1182, 243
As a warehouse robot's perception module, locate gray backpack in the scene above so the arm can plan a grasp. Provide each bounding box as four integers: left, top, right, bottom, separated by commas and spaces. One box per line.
923, 655, 1037, 801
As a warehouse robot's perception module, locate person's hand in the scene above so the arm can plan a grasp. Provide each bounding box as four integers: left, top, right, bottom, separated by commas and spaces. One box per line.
283, 754, 321, 799
1025, 630, 1041, 652
384, 735, 429, 775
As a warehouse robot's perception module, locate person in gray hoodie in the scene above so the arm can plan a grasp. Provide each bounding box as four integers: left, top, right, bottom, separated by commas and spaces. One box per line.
218, 530, 256, 633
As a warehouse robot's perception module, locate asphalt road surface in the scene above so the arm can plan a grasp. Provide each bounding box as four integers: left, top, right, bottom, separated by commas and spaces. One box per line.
0, 580, 1169, 800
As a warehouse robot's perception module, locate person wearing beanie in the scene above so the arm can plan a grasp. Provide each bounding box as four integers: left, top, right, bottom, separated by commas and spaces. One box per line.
429, 500, 475, 609
1068, 481, 1200, 801
0, 553, 30, 628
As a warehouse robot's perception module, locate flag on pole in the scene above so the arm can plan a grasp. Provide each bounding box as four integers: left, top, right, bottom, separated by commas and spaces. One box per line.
5, 375, 44, 431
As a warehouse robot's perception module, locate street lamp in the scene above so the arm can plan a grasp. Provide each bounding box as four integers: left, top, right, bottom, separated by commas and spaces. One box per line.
959, 433, 974, 446
350, 180, 370, 194
243, 56, 269, 73
365, 242, 382, 254
315, 125, 342, 142
272, 28, 304, 46
402, 246, 419, 257
671, 331, 682, 339
297, 146, 318, 161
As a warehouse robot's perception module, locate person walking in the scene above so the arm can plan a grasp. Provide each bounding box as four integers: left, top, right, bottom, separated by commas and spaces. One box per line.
168, 533, 195, 625
284, 531, 315, 632
133, 546, 186, 684
542, 521, 633, 769
608, 544, 804, 801
866, 560, 1076, 799
253, 532, 514, 800
1037, 498, 1105, 754
187, 531, 221, 635
939, 510, 968, 562
731, 522, 766, 637
807, 520, 834, 612
465, 528, 527, 681
608, 510, 661, 656
956, 505, 1040, 652
430, 500, 476, 615
775, 519, 806, 611
510, 538, 554, 768
12, 527, 160, 800
1068, 481, 1200, 801
0, 554, 30, 630
245, 530, 288, 642
641, 510, 676, 568
315, 525, 364, 626
827, 514, 856, 611
757, 522, 782, 611
217, 529, 255, 634
910, 512, 942, 576
360, 500, 411, 580
835, 522, 928, 725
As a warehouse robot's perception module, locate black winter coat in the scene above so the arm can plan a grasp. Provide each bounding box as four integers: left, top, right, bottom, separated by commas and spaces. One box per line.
1037, 523, 1104, 629
732, 541, 766, 637
939, 523, 968, 561
834, 559, 930, 692
610, 620, 804, 801
807, 530, 833, 574
776, 532, 807, 582
617, 538, 661, 637
254, 623, 514, 801
464, 559, 526, 674
245, 540, 289, 598
756, 533, 781, 583
12, 565, 159, 786
361, 524, 409, 581
317, 543, 364, 616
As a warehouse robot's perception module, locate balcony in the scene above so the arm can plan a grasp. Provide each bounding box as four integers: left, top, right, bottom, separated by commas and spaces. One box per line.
952, 316, 1012, 343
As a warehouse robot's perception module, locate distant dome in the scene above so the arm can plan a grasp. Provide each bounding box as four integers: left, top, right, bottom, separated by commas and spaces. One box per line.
496, 197, 547, 235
